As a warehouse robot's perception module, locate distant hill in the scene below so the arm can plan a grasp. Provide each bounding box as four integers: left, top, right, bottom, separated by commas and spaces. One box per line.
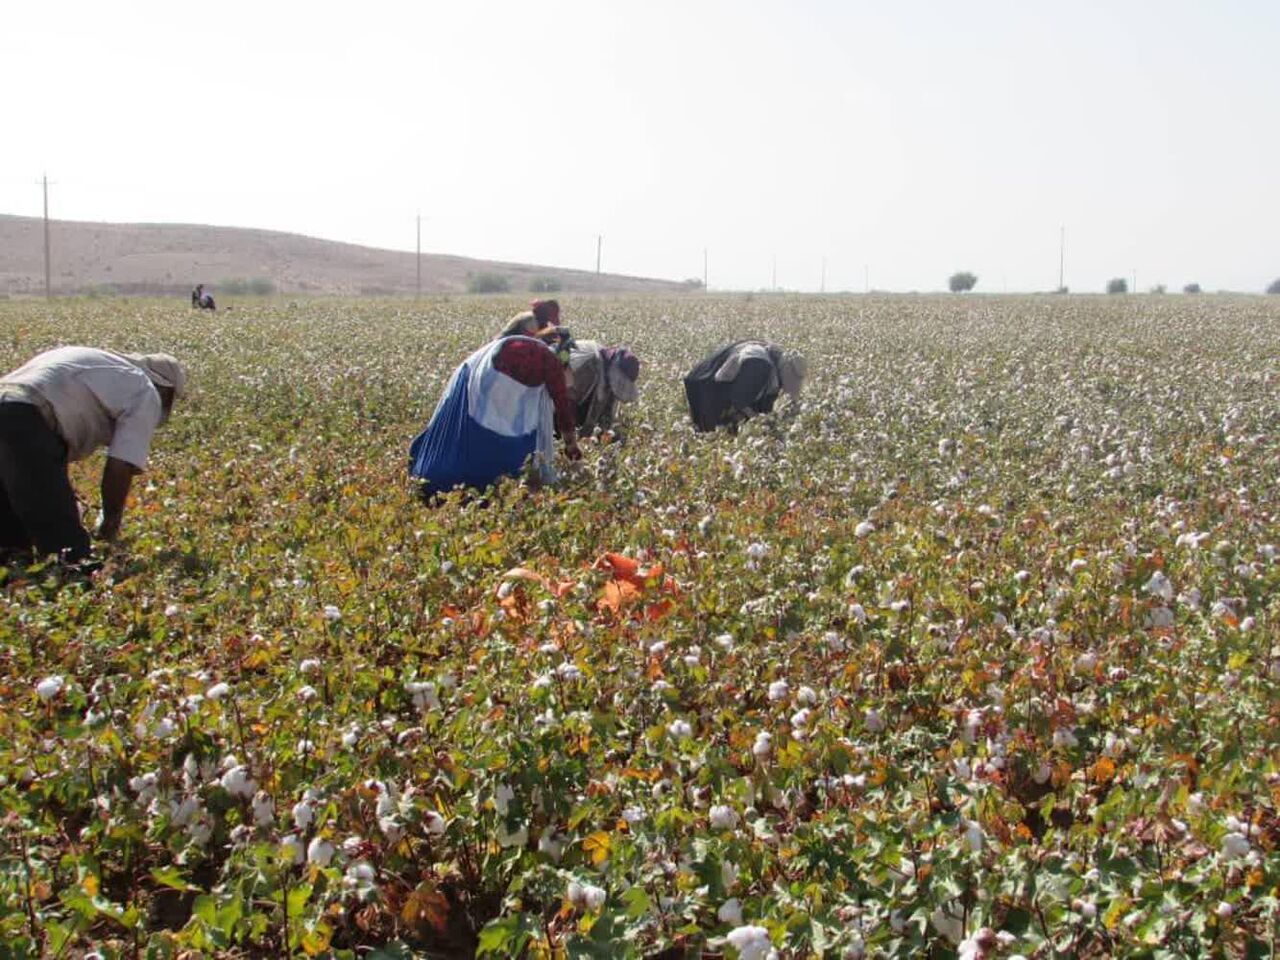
0, 214, 697, 297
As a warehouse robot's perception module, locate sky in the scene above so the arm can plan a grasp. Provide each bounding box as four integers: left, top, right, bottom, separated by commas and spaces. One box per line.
2, 0, 1278, 293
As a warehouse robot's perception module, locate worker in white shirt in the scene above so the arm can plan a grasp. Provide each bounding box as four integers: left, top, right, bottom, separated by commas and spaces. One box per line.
0, 346, 188, 569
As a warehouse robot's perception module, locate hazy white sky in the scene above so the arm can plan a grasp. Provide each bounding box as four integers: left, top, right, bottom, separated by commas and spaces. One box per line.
3, 1, 1277, 292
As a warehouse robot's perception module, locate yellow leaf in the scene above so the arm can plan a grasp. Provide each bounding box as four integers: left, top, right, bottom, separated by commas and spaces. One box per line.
1091, 757, 1116, 784
81, 874, 99, 897
583, 831, 612, 866
301, 921, 333, 956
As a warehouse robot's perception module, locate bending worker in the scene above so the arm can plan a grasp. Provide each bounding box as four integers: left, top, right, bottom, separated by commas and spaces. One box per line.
410, 321, 581, 498
0, 346, 188, 567
683, 340, 806, 432
567, 341, 641, 438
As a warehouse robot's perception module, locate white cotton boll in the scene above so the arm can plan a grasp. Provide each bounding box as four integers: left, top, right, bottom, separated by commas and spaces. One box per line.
714, 633, 735, 651
342, 725, 360, 748
752, 732, 772, 759
297, 685, 317, 702
648, 641, 666, 656
790, 708, 811, 729
252, 791, 274, 826
796, 685, 817, 706
668, 719, 693, 740
345, 861, 375, 885
555, 663, 582, 681
767, 680, 789, 702
849, 603, 868, 624
322, 604, 342, 622
709, 805, 739, 830
1216, 901, 1233, 919
582, 884, 606, 911
854, 521, 875, 538
1144, 571, 1173, 602
725, 925, 774, 960
378, 816, 403, 842
1014, 569, 1031, 584
864, 708, 885, 733
405, 681, 440, 711
292, 799, 315, 831
746, 542, 768, 561
299, 658, 321, 675
1052, 727, 1078, 749
36, 675, 65, 700
1032, 761, 1052, 785
1072, 899, 1097, 920
424, 811, 446, 836
718, 897, 744, 925
205, 682, 230, 701
1222, 832, 1251, 859
953, 757, 972, 781
170, 794, 201, 827
307, 837, 334, 866
220, 765, 257, 799
1075, 652, 1097, 674
153, 717, 176, 738
698, 515, 713, 535
821, 630, 846, 652
342, 835, 364, 857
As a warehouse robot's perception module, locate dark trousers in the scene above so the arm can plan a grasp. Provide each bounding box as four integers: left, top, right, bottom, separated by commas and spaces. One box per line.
0, 402, 92, 562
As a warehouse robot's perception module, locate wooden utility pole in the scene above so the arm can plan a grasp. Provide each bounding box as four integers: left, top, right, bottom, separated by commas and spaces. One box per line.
703, 247, 708, 292
1058, 225, 1065, 291
596, 235, 602, 275
415, 213, 421, 298
42, 174, 51, 300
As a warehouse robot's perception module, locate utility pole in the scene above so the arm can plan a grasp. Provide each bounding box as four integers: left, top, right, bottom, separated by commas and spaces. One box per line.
1132, 268, 1137, 294
703, 247, 708, 292
596, 235, 602, 275
820, 257, 826, 294
415, 213, 421, 298
1058, 225, 1065, 292
42, 174, 51, 300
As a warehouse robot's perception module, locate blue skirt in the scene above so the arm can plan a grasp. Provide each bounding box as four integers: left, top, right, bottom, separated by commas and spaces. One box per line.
409, 363, 538, 495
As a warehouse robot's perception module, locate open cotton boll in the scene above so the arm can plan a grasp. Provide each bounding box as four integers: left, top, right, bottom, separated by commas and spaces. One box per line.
306, 837, 334, 866
718, 898, 744, 925
220, 765, 257, 799
36, 676, 64, 700
725, 925, 775, 960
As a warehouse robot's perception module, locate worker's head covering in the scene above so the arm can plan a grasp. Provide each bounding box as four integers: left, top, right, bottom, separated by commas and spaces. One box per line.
530, 299, 561, 327
123, 353, 189, 399
602, 346, 641, 403
778, 352, 807, 398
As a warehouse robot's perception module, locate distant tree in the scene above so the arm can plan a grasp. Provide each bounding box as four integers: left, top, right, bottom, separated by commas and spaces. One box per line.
1055, 286, 1069, 295
1268, 278, 1280, 295
1149, 284, 1166, 294
529, 276, 562, 293
1106, 277, 1128, 295
1183, 282, 1201, 294
468, 272, 511, 294
682, 278, 705, 291
948, 271, 978, 293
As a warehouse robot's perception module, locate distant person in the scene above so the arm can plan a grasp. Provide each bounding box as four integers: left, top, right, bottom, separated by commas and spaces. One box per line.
683, 340, 807, 432
567, 341, 641, 438
191, 284, 215, 310
409, 323, 581, 499
0, 347, 188, 570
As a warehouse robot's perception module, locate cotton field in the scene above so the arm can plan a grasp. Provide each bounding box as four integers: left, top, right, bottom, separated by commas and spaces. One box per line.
1, 294, 1278, 958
